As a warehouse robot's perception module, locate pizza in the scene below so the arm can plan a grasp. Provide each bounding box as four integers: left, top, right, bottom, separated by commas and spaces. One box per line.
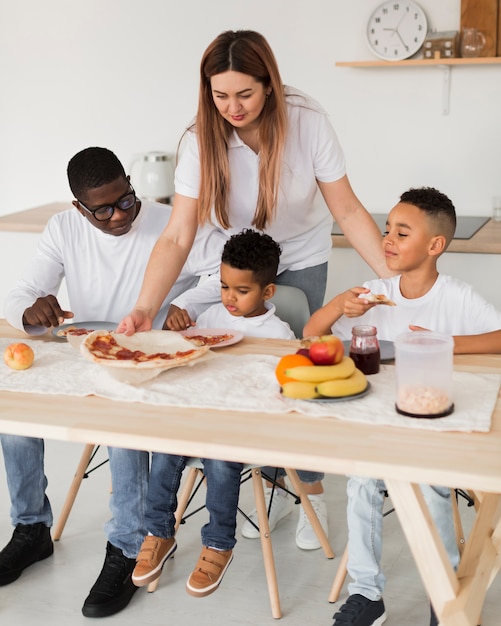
365, 293, 396, 306
184, 333, 234, 347
80, 330, 209, 370
56, 326, 94, 338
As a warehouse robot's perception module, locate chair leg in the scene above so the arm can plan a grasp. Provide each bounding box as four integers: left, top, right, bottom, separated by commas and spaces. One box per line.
451, 488, 466, 556
52, 443, 96, 541
251, 468, 282, 619
328, 544, 349, 603
147, 466, 202, 594
284, 468, 334, 559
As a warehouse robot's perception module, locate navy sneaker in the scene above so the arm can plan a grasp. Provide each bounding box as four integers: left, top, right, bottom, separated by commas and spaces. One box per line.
82, 542, 138, 618
430, 604, 438, 626
332, 594, 386, 626
0, 523, 53, 586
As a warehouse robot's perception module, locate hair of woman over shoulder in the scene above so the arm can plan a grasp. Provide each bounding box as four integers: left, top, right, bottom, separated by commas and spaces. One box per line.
196, 30, 288, 230
67, 147, 126, 199
400, 186, 457, 245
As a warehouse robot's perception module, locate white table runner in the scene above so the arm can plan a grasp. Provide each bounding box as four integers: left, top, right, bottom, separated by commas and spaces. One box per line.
1, 338, 499, 432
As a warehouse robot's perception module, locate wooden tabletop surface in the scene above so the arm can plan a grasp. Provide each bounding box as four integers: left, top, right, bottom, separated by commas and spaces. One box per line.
1, 320, 500, 494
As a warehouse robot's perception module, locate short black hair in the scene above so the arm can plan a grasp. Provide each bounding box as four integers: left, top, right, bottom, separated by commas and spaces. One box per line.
221, 229, 281, 287
400, 187, 456, 243
67, 147, 126, 200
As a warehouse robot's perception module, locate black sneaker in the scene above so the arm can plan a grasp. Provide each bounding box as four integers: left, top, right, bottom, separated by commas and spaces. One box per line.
82, 542, 138, 618
332, 594, 386, 626
0, 523, 53, 586
430, 604, 438, 626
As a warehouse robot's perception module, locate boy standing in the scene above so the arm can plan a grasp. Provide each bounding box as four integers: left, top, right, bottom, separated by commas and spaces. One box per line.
304, 187, 501, 626
131, 229, 294, 597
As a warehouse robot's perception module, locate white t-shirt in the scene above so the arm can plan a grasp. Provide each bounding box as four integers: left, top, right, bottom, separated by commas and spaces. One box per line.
4, 201, 226, 334
332, 274, 501, 341
175, 86, 346, 273
196, 302, 295, 340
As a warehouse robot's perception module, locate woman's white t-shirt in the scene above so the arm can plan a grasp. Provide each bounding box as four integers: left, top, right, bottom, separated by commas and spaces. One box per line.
175, 87, 346, 273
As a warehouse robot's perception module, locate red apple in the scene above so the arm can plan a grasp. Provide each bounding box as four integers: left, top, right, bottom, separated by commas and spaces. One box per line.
308, 335, 344, 365
295, 348, 311, 358
3, 343, 35, 370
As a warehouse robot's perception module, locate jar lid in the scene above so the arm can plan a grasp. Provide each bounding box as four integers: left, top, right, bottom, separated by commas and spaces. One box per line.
352, 325, 377, 336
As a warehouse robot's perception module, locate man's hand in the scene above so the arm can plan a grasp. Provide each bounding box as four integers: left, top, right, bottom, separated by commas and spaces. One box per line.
163, 304, 195, 331
22, 295, 74, 329
116, 308, 153, 335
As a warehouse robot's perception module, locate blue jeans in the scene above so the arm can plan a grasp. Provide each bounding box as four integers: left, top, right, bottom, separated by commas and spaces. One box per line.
259, 467, 324, 485
276, 262, 328, 315
105, 446, 149, 558
0, 435, 52, 526
145, 453, 243, 551
0, 435, 149, 559
346, 476, 460, 600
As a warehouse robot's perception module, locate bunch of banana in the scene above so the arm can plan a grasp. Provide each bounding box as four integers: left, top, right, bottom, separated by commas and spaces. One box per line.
280, 356, 368, 399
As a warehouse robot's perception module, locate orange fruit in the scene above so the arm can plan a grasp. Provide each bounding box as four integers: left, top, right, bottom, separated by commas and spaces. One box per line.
275, 353, 314, 385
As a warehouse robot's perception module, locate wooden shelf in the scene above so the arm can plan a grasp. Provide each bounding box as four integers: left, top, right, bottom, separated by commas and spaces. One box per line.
336, 57, 501, 67
335, 56, 501, 114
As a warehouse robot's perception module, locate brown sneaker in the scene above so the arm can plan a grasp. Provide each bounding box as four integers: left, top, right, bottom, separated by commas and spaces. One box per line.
186, 546, 233, 597
131, 536, 177, 587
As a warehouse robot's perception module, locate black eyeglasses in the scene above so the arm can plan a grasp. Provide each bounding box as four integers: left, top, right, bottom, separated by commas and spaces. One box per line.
78, 186, 137, 221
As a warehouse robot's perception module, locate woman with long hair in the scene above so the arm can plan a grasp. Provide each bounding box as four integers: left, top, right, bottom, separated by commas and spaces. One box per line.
119, 29, 389, 555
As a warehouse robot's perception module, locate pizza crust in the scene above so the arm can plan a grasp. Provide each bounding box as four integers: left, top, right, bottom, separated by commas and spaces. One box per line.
365, 293, 396, 306
80, 330, 210, 383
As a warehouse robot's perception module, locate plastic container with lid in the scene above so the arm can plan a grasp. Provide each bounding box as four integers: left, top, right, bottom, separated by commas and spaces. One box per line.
395, 331, 454, 418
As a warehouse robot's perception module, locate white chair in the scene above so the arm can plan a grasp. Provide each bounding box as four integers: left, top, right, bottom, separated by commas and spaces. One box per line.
270, 284, 311, 338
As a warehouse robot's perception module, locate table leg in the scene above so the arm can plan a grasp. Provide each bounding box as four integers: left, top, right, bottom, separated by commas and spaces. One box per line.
385, 480, 501, 626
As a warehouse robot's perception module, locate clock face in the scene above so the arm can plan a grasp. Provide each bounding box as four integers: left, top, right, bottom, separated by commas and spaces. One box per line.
367, 1, 428, 61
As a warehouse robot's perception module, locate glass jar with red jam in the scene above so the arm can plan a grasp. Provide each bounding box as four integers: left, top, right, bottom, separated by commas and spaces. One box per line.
349, 325, 380, 375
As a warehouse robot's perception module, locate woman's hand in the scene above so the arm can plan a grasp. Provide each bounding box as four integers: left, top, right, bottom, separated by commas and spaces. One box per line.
116, 308, 153, 335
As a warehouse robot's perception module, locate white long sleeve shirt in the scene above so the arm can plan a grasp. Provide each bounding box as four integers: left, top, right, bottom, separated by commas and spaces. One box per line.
4, 201, 226, 335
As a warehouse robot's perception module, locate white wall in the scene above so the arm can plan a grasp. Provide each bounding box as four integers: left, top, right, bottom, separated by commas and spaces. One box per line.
1, 0, 500, 312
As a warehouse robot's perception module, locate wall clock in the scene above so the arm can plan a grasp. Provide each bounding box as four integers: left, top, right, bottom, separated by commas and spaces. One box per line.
366, 1, 429, 61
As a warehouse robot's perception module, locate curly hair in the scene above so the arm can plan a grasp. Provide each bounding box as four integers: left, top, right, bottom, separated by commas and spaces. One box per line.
400, 187, 456, 243
221, 229, 281, 286
67, 147, 126, 200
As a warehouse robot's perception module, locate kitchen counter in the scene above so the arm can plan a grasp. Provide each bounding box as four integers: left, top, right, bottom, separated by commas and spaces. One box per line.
1, 202, 500, 254
332, 216, 501, 254
0, 202, 69, 233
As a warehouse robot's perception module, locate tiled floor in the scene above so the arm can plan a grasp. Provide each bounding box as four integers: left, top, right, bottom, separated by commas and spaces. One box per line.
0, 439, 500, 625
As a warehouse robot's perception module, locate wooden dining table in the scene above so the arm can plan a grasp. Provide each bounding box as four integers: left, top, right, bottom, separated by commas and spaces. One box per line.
0, 319, 500, 625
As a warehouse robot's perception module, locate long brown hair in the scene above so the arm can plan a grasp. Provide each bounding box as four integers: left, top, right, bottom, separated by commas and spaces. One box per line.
196, 30, 288, 230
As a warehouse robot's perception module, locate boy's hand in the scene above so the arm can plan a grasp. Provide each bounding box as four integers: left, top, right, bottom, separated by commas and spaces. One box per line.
341, 287, 378, 318
22, 295, 74, 329
163, 305, 195, 331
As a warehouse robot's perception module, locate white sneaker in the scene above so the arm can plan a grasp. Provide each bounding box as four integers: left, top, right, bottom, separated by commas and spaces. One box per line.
241, 488, 293, 539
295, 494, 328, 550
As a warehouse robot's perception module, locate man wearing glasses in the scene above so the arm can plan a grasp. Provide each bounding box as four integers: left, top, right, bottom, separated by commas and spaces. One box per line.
1, 146, 225, 617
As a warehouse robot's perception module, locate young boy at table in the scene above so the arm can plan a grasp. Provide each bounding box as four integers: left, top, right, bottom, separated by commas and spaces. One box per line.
304, 187, 501, 626
131, 229, 294, 597
0, 147, 226, 618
